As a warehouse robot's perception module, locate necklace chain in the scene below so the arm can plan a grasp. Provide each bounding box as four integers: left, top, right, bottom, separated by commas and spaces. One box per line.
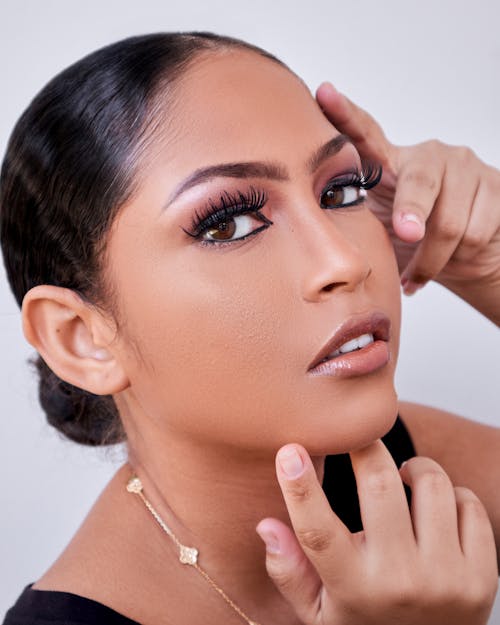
126, 475, 261, 625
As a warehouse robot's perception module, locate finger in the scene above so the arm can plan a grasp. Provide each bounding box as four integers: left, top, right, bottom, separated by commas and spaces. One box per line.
391, 145, 445, 246
350, 440, 415, 556
275, 444, 355, 582
399, 151, 479, 289
256, 517, 322, 623
450, 167, 500, 264
399, 456, 461, 558
316, 82, 394, 167
454, 487, 498, 578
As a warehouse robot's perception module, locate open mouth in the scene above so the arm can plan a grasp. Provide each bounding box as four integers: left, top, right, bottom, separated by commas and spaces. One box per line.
317, 332, 376, 362
307, 312, 390, 374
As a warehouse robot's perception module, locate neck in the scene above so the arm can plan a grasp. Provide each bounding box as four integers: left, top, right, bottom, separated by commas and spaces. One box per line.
126, 428, 325, 616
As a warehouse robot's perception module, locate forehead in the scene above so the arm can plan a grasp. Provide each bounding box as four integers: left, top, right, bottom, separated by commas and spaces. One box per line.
157, 49, 338, 171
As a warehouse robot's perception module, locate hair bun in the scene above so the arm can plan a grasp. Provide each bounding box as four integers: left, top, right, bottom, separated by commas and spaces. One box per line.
35, 356, 124, 446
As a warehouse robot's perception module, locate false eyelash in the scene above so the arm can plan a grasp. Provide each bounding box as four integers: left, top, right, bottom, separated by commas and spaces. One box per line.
335, 161, 383, 190
182, 187, 269, 239
360, 160, 383, 188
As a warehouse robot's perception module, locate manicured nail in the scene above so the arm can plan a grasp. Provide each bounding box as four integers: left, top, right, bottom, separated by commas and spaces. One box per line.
278, 445, 304, 478
256, 528, 281, 554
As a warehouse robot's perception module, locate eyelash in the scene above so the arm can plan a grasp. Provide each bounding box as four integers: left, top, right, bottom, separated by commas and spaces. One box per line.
321, 162, 382, 207
181, 187, 272, 242
182, 162, 382, 247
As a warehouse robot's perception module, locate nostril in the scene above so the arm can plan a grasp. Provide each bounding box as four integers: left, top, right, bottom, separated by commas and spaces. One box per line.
322, 283, 335, 292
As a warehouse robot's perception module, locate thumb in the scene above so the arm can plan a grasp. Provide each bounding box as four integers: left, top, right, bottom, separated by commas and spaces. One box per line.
316, 82, 394, 168
256, 518, 321, 624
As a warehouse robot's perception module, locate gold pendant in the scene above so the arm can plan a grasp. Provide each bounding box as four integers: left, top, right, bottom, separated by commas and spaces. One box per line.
126, 476, 143, 493
179, 544, 198, 565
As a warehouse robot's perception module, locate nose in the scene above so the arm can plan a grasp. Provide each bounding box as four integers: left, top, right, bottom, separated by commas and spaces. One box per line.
294, 206, 372, 303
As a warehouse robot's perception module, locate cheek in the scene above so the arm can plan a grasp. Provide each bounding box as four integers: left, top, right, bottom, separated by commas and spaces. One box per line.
112, 210, 402, 454
367, 218, 402, 357
114, 248, 289, 444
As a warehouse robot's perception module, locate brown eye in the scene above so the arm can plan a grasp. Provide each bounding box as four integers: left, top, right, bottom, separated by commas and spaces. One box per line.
206, 219, 237, 241
321, 187, 346, 208
201, 213, 268, 243
320, 184, 366, 209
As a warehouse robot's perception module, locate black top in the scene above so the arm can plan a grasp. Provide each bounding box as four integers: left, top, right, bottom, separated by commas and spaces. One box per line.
3, 416, 415, 625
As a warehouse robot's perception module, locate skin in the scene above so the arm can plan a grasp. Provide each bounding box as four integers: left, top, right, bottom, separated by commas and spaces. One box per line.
314, 84, 500, 563
316, 82, 500, 321
21, 50, 498, 624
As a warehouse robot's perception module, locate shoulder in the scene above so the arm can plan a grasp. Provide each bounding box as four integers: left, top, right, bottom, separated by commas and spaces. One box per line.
398, 400, 500, 458
2, 584, 140, 625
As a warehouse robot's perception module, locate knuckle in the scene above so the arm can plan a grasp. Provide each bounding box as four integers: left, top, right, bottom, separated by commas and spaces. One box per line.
365, 466, 398, 495
417, 468, 450, 494
460, 229, 486, 250
402, 169, 438, 192
296, 527, 332, 553
285, 479, 311, 503
435, 218, 461, 242
454, 144, 476, 164
426, 138, 446, 151
458, 496, 486, 518
462, 579, 498, 611
382, 572, 419, 608
266, 563, 298, 594
488, 171, 500, 197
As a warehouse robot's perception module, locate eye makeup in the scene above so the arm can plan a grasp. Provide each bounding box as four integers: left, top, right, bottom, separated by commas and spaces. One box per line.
181, 161, 382, 247
181, 187, 271, 240
320, 162, 382, 209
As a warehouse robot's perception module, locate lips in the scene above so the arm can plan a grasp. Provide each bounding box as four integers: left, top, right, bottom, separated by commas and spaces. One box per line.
307, 311, 390, 372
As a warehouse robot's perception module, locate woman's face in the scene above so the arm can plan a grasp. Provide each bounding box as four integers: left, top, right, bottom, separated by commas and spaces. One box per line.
106, 50, 401, 456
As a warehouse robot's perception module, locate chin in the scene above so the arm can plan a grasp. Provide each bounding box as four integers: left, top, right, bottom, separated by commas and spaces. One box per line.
283, 380, 400, 457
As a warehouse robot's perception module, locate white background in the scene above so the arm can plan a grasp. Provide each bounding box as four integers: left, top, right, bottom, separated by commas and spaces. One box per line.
1, 0, 499, 621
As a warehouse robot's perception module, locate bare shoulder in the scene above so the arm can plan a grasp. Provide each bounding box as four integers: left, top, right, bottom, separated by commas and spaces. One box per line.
30, 463, 205, 623
32, 464, 140, 595
398, 400, 500, 459
398, 399, 500, 558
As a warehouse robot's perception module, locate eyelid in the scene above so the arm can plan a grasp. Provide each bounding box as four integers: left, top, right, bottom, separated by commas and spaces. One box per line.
183, 186, 268, 238
197, 221, 271, 248
319, 161, 382, 194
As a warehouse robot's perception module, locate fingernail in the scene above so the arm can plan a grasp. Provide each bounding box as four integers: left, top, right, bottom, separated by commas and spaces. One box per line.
256, 528, 281, 554
403, 280, 422, 296
324, 81, 337, 93
401, 212, 421, 225
278, 446, 304, 478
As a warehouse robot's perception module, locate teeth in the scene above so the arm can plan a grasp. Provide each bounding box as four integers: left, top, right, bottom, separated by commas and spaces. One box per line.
339, 337, 362, 354
324, 333, 374, 361
357, 333, 374, 349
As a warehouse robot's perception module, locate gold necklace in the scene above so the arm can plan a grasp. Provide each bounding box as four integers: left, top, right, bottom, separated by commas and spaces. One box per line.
126, 475, 262, 625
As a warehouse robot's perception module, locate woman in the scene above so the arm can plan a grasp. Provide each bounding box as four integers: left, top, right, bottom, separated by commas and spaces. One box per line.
1, 32, 498, 625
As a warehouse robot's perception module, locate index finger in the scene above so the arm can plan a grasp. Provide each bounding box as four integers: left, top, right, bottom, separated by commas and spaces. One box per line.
316, 82, 394, 168
275, 444, 356, 580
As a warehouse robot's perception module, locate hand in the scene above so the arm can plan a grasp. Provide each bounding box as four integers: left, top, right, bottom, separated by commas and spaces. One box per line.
256, 441, 498, 625
315, 83, 500, 303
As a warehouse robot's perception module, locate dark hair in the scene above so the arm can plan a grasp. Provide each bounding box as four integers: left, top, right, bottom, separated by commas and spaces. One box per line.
0, 32, 286, 446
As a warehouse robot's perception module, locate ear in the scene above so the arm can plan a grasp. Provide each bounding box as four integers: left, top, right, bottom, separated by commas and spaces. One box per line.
22, 285, 129, 395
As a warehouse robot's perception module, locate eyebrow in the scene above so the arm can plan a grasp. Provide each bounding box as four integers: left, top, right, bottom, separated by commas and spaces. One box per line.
163, 133, 352, 209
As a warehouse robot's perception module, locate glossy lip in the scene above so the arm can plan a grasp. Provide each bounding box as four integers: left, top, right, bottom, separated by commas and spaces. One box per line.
307, 311, 391, 372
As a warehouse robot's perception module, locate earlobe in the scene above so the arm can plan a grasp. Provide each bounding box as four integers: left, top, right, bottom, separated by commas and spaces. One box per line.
22, 285, 129, 395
